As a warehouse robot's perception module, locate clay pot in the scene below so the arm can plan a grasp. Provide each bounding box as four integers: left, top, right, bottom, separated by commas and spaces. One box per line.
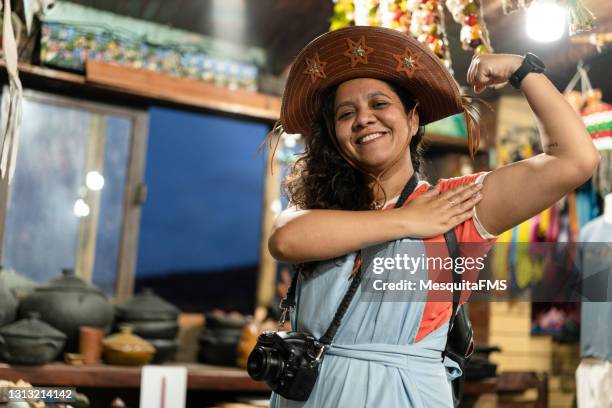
124, 320, 179, 340
0, 265, 37, 300
148, 338, 179, 363
102, 326, 155, 366
0, 312, 67, 364
0, 268, 19, 327
115, 288, 180, 322
18, 268, 114, 352
204, 310, 247, 329
198, 311, 249, 366
79, 326, 105, 365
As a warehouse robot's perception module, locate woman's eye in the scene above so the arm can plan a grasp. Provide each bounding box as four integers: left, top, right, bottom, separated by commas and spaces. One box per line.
373, 101, 388, 108
338, 111, 353, 120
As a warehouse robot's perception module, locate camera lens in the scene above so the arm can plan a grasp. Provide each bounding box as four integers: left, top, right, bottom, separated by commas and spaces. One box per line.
247, 346, 285, 382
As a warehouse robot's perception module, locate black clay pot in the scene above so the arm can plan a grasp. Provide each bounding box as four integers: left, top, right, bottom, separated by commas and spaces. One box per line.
0, 268, 19, 327
18, 268, 113, 352
115, 288, 180, 322
0, 265, 37, 300
149, 338, 178, 364
197, 334, 239, 366
204, 311, 247, 330
199, 327, 242, 344
0, 312, 67, 364
122, 320, 179, 340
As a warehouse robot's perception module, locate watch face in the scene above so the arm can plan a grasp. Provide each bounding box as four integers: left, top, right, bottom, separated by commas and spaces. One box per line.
526, 53, 546, 72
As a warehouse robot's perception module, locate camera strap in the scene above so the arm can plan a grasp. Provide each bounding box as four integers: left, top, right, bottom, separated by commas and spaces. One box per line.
442, 227, 462, 358
279, 172, 420, 345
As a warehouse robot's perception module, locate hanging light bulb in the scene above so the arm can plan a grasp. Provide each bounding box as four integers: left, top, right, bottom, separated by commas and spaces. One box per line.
86, 171, 105, 191
74, 199, 90, 217
526, 1, 566, 42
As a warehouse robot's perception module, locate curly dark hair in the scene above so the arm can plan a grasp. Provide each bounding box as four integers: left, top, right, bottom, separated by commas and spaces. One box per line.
283, 81, 426, 211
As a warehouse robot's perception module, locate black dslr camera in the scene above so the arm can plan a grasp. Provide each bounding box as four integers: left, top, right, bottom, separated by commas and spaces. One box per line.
246, 330, 326, 401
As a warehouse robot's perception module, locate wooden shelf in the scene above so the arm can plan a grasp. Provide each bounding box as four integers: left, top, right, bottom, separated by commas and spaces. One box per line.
0, 362, 269, 391
1, 61, 281, 122
86, 61, 281, 121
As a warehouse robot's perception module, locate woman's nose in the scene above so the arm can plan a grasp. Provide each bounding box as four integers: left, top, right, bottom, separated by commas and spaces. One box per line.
353, 108, 376, 129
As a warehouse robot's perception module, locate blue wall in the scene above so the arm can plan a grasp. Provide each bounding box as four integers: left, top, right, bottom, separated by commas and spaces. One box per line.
137, 107, 268, 277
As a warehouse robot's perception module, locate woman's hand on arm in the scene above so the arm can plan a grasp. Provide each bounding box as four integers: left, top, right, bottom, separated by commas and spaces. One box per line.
268, 183, 484, 263
467, 54, 601, 236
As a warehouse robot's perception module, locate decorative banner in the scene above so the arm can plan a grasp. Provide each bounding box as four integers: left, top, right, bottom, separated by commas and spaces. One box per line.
330, 0, 493, 72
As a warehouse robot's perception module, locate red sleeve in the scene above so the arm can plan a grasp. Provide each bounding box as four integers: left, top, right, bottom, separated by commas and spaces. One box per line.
436, 172, 497, 244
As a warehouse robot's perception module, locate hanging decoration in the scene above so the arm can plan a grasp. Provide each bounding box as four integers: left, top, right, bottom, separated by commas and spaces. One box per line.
564, 62, 612, 199
582, 93, 612, 198
330, 0, 492, 72
446, 0, 493, 57
567, 0, 596, 35
502, 0, 596, 36
501, 0, 534, 14
570, 32, 612, 53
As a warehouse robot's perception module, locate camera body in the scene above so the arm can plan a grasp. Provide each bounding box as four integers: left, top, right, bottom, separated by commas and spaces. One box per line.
246, 331, 324, 401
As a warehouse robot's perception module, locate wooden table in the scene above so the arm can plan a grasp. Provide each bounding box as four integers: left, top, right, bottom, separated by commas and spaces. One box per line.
0, 362, 270, 407
464, 371, 549, 407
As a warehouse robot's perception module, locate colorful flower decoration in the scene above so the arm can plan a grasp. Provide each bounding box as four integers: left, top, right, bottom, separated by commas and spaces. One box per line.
330, 0, 493, 72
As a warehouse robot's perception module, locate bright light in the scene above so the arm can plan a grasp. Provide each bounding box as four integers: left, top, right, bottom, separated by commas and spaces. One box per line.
527, 1, 566, 42
74, 199, 90, 217
86, 171, 105, 191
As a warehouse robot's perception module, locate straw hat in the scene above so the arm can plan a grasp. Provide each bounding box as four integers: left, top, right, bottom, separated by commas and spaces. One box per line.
281, 26, 467, 139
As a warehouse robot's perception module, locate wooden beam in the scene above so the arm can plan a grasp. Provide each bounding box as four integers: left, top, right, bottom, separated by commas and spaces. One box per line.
255, 134, 280, 310
75, 114, 106, 282
114, 112, 149, 303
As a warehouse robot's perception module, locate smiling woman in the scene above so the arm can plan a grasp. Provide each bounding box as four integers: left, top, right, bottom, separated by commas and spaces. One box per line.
261, 25, 599, 408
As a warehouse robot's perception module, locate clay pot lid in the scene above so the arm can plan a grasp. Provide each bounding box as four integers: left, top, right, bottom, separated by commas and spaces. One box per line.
115, 288, 180, 321
37, 268, 104, 295
0, 312, 67, 340
103, 325, 155, 353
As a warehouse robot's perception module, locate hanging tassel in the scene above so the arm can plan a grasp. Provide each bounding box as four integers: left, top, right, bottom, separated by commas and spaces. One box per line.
461, 95, 489, 160
257, 121, 284, 175
567, 0, 596, 36
502, 0, 522, 14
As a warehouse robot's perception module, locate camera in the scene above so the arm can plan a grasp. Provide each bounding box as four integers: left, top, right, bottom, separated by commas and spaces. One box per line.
246, 331, 326, 401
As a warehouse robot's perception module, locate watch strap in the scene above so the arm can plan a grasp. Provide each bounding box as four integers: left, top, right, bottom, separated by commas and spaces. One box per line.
510, 53, 544, 89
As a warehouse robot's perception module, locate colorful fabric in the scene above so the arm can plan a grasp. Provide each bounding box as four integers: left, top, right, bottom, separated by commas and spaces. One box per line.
39, 23, 259, 91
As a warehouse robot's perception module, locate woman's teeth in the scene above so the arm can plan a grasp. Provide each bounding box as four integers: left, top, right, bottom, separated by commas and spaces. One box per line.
358, 132, 385, 144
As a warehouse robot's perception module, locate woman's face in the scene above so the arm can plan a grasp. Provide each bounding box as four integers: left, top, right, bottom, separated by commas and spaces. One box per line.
333, 78, 418, 173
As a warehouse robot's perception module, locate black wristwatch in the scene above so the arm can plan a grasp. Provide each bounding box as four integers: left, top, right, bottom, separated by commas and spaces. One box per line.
509, 53, 545, 89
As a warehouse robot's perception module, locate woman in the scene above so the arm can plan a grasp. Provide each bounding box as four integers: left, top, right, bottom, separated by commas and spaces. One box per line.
267, 26, 599, 407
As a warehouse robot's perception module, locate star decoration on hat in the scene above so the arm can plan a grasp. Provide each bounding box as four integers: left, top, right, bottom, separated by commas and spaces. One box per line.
393, 48, 422, 78
303, 53, 327, 83
343, 36, 374, 68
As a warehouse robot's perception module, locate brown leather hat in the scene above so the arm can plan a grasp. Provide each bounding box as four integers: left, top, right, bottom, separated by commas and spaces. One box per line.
281, 26, 465, 138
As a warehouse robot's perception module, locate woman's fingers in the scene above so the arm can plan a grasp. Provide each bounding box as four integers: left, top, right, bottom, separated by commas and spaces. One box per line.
451, 209, 476, 226
438, 183, 482, 205
454, 190, 483, 214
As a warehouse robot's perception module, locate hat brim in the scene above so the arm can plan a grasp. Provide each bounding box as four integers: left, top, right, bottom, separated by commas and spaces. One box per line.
281, 26, 464, 137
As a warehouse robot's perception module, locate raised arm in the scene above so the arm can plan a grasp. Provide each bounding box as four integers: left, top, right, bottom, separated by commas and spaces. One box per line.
468, 54, 600, 236
269, 183, 483, 263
